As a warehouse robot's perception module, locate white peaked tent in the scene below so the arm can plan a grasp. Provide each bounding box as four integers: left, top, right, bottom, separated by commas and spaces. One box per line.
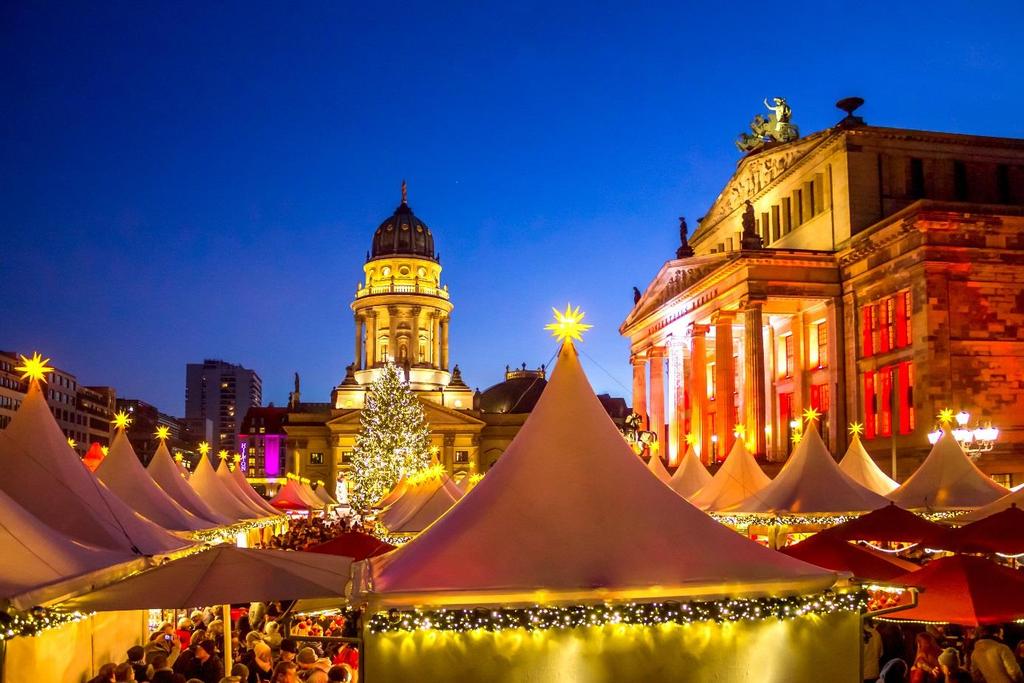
838, 433, 899, 495
645, 452, 672, 485
215, 460, 277, 518
0, 486, 135, 609
668, 445, 713, 499
688, 439, 771, 512
960, 486, 1024, 522
729, 422, 891, 514
888, 430, 1008, 510
147, 442, 235, 525
313, 483, 337, 507
377, 474, 463, 535
376, 477, 408, 508
96, 432, 212, 531
0, 380, 189, 555
189, 455, 261, 521
354, 342, 835, 603
299, 481, 325, 507
270, 478, 325, 511
228, 464, 284, 516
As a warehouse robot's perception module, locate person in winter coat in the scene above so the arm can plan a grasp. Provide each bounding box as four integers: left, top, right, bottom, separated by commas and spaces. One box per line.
188, 640, 224, 683
971, 626, 1024, 683
910, 632, 942, 683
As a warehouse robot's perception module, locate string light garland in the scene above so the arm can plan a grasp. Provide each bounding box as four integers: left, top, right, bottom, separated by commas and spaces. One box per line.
369, 590, 867, 634
711, 509, 966, 530
1, 607, 91, 641
190, 516, 282, 543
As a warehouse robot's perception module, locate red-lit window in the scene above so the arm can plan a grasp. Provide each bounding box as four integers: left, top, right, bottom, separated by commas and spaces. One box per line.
862, 307, 874, 357
864, 371, 876, 439
898, 361, 914, 434
811, 383, 831, 449
879, 370, 893, 437
784, 335, 794, 378
861, 290, 911, 358
903, 291, 912, 346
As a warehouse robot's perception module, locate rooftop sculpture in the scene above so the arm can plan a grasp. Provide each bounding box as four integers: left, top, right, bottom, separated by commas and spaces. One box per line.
736, 97, 800, 152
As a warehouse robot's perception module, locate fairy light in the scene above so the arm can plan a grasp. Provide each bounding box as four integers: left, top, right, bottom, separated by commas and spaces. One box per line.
0, 607, 91, 641
369, 590, 867, 634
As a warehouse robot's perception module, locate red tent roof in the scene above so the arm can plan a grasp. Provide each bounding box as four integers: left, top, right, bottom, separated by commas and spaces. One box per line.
949, 505, 1024, 555
779, 533, 918, 582
823, 503, 951, 545
305, 531, 396, 561
81, 442, 105, 472
886, 555, 1024, 626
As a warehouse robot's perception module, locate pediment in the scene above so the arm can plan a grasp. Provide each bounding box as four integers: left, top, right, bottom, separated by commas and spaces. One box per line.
621, 254, 732, 332
696, 129, 836, 238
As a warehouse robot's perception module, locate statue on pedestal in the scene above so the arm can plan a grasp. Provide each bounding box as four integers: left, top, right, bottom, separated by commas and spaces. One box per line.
736, 97, 800, 152
676, 216, 695, 259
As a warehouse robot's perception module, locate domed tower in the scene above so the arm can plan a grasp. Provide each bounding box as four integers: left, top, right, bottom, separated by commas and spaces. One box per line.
334, 182, 473, 410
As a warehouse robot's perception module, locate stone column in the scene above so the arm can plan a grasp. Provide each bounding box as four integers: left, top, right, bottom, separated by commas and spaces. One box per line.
431, 313, 441, 369
792, 312, 806, 418
411, 306, 421, 364
648, 347, 667, 454
714, 311, 737, 458
443, 433, 455, 472
353, 314, 364, 370
440, 316, 449, 370
367, 311, 378, 367
388, 306, 399, 363
667, 341, 684, 465
743, 299, 767, 457
689, 324, 709, 463
631, 354, 648, 428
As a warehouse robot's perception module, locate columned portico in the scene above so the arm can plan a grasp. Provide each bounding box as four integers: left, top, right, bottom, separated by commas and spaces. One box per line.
742, 299, 767, 456
688, 324, 709, 463
713, 311, 737, 459
648, 347, 667, 454
631, 354, 648, 429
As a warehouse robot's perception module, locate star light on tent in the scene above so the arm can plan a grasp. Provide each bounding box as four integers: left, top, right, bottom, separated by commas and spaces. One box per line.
173, 453, 183, 463
15, 352, 54, 383
848, 422, 864, 437
802, 407, 820, 424
198, 442, 211, 456
101, 446, 109, 456
154, 425, 170, 441
733, 424, 746, 439
545, 304, 592, 344
67, 437, 77, 449
217, 449, 229, 461
938, 408, 955, 425
685, 433, 698, 446
112, 410, 132, 431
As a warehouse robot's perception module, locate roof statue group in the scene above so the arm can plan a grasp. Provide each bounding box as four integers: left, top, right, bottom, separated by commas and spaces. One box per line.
736, 96, 800, 152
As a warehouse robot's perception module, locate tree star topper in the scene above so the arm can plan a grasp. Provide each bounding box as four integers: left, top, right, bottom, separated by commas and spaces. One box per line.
848, 422, 864, 437
802, 406, 821, 424
545, 303, 592, 343
154, 425, 170, 441
15, 352, 54, 383
112, 410, 132, 431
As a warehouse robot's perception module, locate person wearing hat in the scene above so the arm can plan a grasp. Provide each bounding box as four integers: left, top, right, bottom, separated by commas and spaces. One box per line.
295, 647, 318, 676
937, 648, 970, 683
125, 645, 151, 682
276, 639, 299, 667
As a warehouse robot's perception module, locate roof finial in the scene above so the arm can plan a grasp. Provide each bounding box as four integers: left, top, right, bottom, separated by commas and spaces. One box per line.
401, 179, 408, 205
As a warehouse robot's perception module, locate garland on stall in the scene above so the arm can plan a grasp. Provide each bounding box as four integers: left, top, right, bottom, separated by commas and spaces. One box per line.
0, 607, 92, 641
711, 509, 967, 531
369, 589, 867, 634
190, 516, 283, 544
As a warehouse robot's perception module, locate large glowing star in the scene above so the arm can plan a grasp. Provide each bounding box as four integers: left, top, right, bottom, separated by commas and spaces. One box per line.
112, 410, 132, 431
732, 424, 746, 439
938, 408, 955, 425
198, 442, 211, 456
802, 407, 820, 424
848, 422, 864, 437
217, 449, 229, 460
15, 352, 54, 383
545, 304, 592, 343
154, 425, 170, 441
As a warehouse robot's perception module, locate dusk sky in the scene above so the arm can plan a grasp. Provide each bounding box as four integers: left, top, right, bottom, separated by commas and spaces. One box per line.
2, 2, 1021, 414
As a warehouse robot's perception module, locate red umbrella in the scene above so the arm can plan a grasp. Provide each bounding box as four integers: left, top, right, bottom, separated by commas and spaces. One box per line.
949, 505, 1024, 555
779, 532, 919, 581
886, 555, 1024, 626
824, 502, 951, 545
305, 531, 395, 561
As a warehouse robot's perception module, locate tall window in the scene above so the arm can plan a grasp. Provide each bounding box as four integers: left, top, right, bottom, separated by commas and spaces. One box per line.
816, 321, 828, 368
783, 334, 794, 378
707, 363, 717, 400
863, 362, 914, 439
454, 450, 469, 464
862, 290, 912, 357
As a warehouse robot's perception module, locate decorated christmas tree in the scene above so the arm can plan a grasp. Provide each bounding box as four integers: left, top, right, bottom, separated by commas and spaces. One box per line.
349, 363, 432, 512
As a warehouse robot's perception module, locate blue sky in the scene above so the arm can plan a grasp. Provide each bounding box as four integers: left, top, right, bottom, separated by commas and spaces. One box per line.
2, 1, 1021, 413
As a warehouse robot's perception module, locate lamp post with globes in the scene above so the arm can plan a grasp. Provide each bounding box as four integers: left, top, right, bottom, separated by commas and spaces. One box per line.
927, 408, 999, 460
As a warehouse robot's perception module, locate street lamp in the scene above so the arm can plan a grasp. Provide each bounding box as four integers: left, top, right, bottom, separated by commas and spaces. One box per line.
928, 409, 999, 459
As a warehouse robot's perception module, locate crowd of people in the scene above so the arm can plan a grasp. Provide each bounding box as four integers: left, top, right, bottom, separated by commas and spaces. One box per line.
86, 601, 358, 683
260, 515, 365, 552
865, 619, 1024, 682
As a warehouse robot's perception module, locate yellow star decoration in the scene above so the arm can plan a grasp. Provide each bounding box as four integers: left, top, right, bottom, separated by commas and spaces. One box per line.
154, 425, 170, 441
173, 452, 183, 463
15, 352, 54, 383
545, 304, 592, 344
938, 408, 955, 425
101, 446, 109, 456
233, 453, 241, 463
112, 410, 132, 431
217, 449, 229, 460
198, 442, 211, 456
802, 407, 821, 424
791, 430, 803, 445
67, 437, 77, 449
733, 424, 746, 439
685, 433, 698, 446
848, 422, 864, 437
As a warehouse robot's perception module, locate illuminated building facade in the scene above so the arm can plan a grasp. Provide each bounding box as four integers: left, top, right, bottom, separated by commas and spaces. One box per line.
621, 104, 1024, 484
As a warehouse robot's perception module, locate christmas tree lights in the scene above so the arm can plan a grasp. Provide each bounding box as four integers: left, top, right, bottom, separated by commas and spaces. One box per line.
369, 590, 867, 634
349, 363, 432, 512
